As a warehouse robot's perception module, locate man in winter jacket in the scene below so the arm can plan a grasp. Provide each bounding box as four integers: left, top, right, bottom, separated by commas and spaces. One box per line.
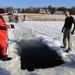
61, 11, 75, 52
0, 9, 14, 61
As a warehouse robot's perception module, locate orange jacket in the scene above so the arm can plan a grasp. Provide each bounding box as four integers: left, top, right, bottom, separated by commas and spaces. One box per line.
0, 17, 10, 38
0, 16, 11, 56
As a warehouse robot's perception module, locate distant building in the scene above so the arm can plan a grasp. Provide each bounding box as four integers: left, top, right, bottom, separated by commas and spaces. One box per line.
39, 8, 46, 14
39, 8, 51, 14
46, 9, 51, 14
14, 10, 18, 13
8, 10, 13, 15
54, 11, 64, 15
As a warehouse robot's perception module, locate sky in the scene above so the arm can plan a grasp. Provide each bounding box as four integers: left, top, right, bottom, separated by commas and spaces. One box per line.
0, 0, 75, 8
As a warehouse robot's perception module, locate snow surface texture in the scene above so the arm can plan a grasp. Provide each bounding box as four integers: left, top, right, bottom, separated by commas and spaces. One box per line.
0, 20, 75, 75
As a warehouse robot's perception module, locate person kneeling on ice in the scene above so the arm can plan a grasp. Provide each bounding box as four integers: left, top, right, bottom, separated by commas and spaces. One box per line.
0, 8, 14, 61
61, 10, 75, 53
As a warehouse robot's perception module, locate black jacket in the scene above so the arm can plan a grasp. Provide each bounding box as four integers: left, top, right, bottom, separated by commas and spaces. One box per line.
64, 16, 75, 29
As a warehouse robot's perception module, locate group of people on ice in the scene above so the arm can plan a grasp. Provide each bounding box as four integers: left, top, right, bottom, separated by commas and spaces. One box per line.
0, 8, 75, 61
8, 14, 25, 23
8, 14, 19, 23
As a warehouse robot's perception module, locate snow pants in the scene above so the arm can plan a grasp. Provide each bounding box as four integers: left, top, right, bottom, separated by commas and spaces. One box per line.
0, 35, 7, 56
63, 28, 72, 50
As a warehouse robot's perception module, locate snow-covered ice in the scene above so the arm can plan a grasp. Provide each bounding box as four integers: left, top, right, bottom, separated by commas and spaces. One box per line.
0, 20, 75, 75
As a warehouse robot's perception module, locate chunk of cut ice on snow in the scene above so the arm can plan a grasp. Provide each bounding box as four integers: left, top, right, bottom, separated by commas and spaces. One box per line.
68, 55, 75, 62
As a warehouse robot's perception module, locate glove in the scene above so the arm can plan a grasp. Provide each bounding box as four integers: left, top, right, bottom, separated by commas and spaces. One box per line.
10, 24, 14, 28
71, 30, 74, 35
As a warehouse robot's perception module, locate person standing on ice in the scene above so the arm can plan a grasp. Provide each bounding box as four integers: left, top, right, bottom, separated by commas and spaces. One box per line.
0, 8, 14, 61
61, 10, 75, 52
15, 14, 19, 23
22, 14, 25, 21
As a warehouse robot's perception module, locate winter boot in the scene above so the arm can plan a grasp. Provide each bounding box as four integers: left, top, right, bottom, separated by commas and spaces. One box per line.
2, 55, 12, 61
60, 46, 67, 49
65, 49, 71, 53
0, 54, 3, 59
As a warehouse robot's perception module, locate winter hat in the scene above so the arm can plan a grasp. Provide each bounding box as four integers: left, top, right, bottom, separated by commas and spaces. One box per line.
0, 8, 4, 13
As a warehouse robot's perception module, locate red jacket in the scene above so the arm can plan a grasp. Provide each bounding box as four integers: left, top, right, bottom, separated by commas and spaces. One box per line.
0, 16, 10, 38
0, 16, 10, 55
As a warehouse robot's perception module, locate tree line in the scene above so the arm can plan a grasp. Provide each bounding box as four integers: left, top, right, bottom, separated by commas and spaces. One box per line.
0, 5, 75, 14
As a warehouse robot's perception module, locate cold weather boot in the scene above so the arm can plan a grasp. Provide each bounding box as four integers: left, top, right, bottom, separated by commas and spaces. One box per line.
65, 49, 71, 53
60, 46, 67, 49
2, 55, 12, 61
